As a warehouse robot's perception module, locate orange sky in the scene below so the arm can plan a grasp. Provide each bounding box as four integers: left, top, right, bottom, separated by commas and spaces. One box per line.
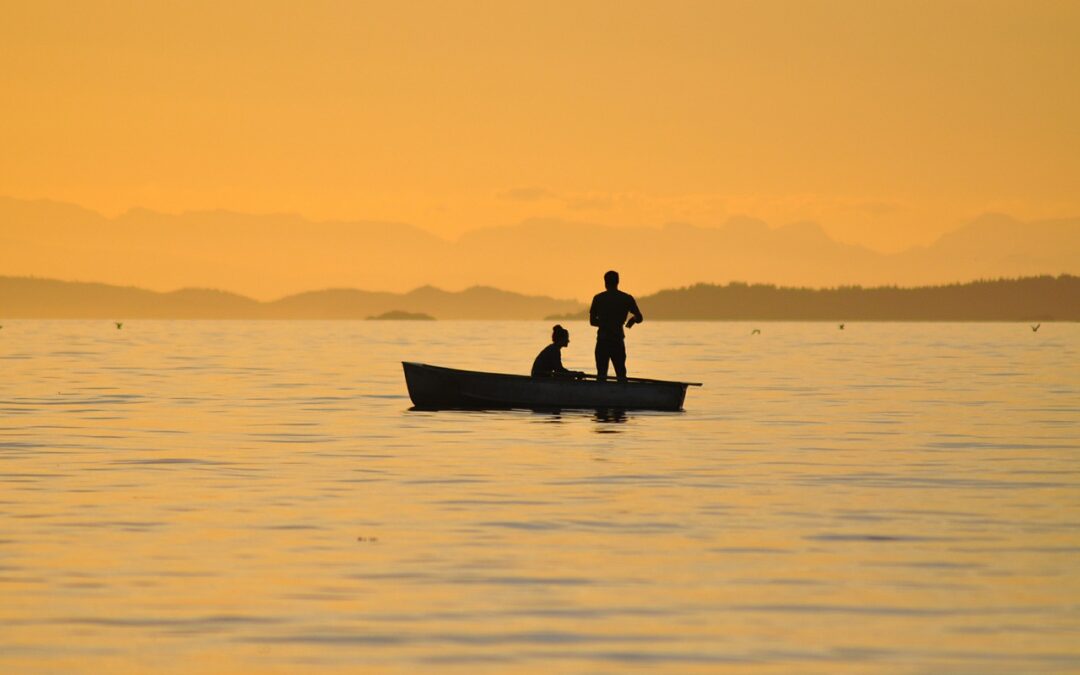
2, 0, 1079, 253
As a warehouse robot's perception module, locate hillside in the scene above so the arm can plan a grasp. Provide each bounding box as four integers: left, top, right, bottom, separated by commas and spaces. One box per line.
0, 277, 584, 320
549, 276, 1080, 321
4, 275, 1077, 321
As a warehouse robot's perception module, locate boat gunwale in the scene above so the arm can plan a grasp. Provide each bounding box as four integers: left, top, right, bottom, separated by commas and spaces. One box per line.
402, 361, 697, 388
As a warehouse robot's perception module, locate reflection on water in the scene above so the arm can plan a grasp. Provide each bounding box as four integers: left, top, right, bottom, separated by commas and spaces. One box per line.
523, 408, 630, 428
1, 320, 1078, 673
593, 408, 628, 427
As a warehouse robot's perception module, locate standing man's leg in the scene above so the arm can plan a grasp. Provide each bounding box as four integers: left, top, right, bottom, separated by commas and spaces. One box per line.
595, 340, 610, 382
612, 340, 627, 381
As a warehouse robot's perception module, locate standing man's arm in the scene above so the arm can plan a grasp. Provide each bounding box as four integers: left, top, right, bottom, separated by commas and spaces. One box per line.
589, 296, 600, 327
626, 296, 644, 328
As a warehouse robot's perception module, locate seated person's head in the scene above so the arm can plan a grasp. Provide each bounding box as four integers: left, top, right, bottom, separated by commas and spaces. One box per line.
551, 324, 569, 346
604, 270, 619, 289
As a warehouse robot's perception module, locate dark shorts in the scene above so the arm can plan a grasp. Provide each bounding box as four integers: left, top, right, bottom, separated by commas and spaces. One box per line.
595, 339, 627, 381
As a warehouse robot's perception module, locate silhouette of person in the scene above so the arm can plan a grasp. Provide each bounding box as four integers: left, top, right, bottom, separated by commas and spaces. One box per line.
532, 325, 585, 378
590, 270, 643, 382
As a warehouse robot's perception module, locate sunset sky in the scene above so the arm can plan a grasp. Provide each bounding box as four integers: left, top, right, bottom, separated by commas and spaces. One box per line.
3, 0, 1079, 256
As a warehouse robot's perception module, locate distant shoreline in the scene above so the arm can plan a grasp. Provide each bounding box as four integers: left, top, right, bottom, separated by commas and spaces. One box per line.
2, 275, 1077, 322
549, 276, 1079, 322
366, 310, 435, 321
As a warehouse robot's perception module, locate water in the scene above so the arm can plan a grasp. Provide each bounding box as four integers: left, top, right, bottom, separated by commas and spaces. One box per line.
1, 320, 1078, 673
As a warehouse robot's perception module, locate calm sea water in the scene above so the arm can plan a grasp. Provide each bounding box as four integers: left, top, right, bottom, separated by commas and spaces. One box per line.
1, 320, 1078, 674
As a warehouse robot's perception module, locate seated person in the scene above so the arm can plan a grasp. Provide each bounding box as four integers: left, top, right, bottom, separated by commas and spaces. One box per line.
531, 325, 585, 378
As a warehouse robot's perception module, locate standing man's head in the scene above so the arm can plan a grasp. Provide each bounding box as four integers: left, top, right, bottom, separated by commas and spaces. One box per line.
551, 324, 570, 347
604, 270, 619, 290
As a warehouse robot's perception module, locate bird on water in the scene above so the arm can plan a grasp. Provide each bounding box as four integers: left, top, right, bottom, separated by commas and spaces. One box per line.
1031, 324, 1041, 332
839, 323, 845, 330
751, 328, 761, 335
115, 322, 123, 330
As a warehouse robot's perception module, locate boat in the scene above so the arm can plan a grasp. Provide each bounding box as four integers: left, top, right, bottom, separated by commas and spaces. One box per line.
402, 362, 700, 411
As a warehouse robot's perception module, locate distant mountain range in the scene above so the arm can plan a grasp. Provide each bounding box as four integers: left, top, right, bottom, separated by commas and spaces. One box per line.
2, 275, 1076, 321
1, 196, 1077, 300
0, 277, 584, 320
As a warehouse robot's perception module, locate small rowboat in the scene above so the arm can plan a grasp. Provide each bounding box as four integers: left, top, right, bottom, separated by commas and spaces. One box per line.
403, 362, 701, 411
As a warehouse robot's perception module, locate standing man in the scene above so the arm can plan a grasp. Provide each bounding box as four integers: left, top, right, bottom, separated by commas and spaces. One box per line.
590, 270, 644, 382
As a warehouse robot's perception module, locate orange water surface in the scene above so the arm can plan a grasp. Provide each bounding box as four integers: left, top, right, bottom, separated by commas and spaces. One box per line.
1, 321, 1078, 673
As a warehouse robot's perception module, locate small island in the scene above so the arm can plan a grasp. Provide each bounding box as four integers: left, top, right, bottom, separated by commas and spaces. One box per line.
366, 310, 436, 321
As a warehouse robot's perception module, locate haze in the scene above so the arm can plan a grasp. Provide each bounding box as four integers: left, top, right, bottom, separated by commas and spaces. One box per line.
2, 1, 1079, 290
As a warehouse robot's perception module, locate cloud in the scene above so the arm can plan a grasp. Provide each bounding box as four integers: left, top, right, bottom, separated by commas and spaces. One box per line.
496, 187, 558, 202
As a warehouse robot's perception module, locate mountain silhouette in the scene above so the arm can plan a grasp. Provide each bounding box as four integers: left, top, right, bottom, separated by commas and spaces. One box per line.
3, 275, 1076, 321
0, 277, 584, 320
1, 196, 1077, 300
